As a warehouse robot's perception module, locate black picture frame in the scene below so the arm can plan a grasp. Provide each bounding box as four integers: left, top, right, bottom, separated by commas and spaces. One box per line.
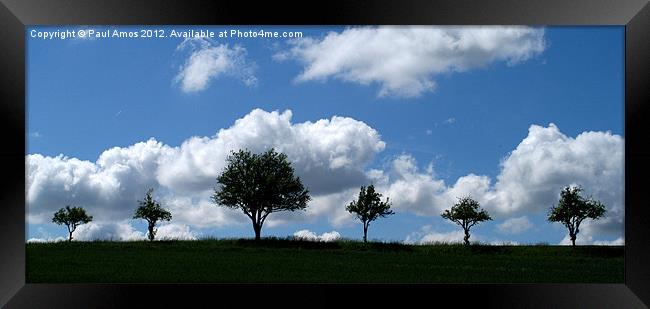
1, 0, 649, 307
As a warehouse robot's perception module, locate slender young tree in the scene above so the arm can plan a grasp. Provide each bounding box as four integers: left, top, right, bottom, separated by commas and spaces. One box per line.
52, 206, 93, 242
548, 185, 606, 247
441, 196, 492, 246
346, 184, 394, 243
213, 148, 311, 241
133, 188, 172, 241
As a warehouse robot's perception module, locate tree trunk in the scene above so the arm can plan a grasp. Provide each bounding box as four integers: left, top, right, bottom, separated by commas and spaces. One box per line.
463, 229, 470, 246
570, 233, 576, 247
68, 230, 73, 242
253, 223, 262, 241
363, 223, 368, 243
148, 224, 155, 242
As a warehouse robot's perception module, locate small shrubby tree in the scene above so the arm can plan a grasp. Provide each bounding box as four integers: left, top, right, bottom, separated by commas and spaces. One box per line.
213, 148, 311, 241
441, 196, 492, 246
133, 188, 172, 241
346, 184, 394, 243
548, 185, 606, 247
52, 206, 93, 242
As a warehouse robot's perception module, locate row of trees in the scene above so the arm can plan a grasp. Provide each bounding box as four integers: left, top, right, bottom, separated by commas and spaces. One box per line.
52, 148, 606, 246
211, 148, 607, 246
52, 188, 172, 242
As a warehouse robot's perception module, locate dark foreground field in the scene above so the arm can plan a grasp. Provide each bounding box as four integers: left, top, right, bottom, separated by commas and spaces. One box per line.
26, 238, 623, 283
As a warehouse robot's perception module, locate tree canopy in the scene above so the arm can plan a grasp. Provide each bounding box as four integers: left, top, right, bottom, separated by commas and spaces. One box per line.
548, 185, 606, 246
346, 184, 394, 243
134, 188, 172, 241
52, 205, 93, 241
441, 196, 492, 245
212, 148, 310, 241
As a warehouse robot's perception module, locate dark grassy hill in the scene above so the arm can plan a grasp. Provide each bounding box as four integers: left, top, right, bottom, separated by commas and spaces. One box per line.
26, 238, 623, 283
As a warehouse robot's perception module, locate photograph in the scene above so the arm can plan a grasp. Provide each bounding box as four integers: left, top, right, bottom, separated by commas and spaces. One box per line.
2, 0, 649, 307
25, 25, 625, 283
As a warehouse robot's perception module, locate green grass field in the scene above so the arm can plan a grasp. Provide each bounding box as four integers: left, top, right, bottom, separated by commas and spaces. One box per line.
26, 238, 624, 283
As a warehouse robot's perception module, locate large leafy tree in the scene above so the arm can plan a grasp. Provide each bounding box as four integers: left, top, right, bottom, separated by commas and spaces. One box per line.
52, 206, 93, 242
133, 188, 172, 241
213, 148, 311, 241
548, 185, 606, 247
441, 196, 492, 246
346, 184, 394, 243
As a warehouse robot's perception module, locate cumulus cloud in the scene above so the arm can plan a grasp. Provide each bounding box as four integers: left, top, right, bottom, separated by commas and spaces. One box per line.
373, 123, 623, 244
488, 124, 624, 244
157, 108, 385, 195
404, 225, 479, 244
26, 109, 385, 229
26, 139, 173, 223
74, 221, 145, 241
46, 221, 198, 241
559, 223, 625, 246
26, 106, 622, 244
155, 223, 198, 240
370, 154, 491, 217
276, 26, 546, 97
27, 237, 67, 243
405, 229, 467, 244
174, 38, 257, 93
162, 196, 247, 229
557, 216, 625, 246
497, 216, 533, 235
293, 229, 341, 242
592, 237, 625, 246
489, 124, 623, 215
405, 225, 518, 245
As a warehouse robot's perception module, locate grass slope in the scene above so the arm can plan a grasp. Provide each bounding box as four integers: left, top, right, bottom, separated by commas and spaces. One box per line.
26, 238, 623, 283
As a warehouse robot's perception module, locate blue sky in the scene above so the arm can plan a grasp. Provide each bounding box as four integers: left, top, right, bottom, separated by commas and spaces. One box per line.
26, 26, 624, 245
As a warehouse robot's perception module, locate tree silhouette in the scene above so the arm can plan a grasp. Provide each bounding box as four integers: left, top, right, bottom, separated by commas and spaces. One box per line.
213, 148, 311, 241
52, 206, 93, 242
548, 185, 606, 247
133, 188, 172, 241
346, 184, 394, 243
441, 196, 492, 246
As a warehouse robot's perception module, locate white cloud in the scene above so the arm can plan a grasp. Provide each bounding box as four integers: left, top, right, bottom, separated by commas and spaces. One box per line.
264, 188, 359, 228
54, 221, 198, 241
25, 108, 622, 244
27, 237, 67, 243
29, 222, 196, 242
489, 124, 623, 215
372, 154, 491, 217
489, 240, 520, 246
405, 225, 517, 245
156, 108, 385, 195
408, 230, 467, 244
27, 109, 385, 229
497, 216, 533, 235
488, 124, 624, 244
372, 124, 623, 243
293, 229, 341, 242
162, 196, 247, 228
557, 217, 625, 245
404, 225, 474, 244
74, 221, 145, 241
26, 139, 173, 223
174, 38, 257, 93
593, 237, 625, 246
276, 26, 546, 97
155, 223, 198, 240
